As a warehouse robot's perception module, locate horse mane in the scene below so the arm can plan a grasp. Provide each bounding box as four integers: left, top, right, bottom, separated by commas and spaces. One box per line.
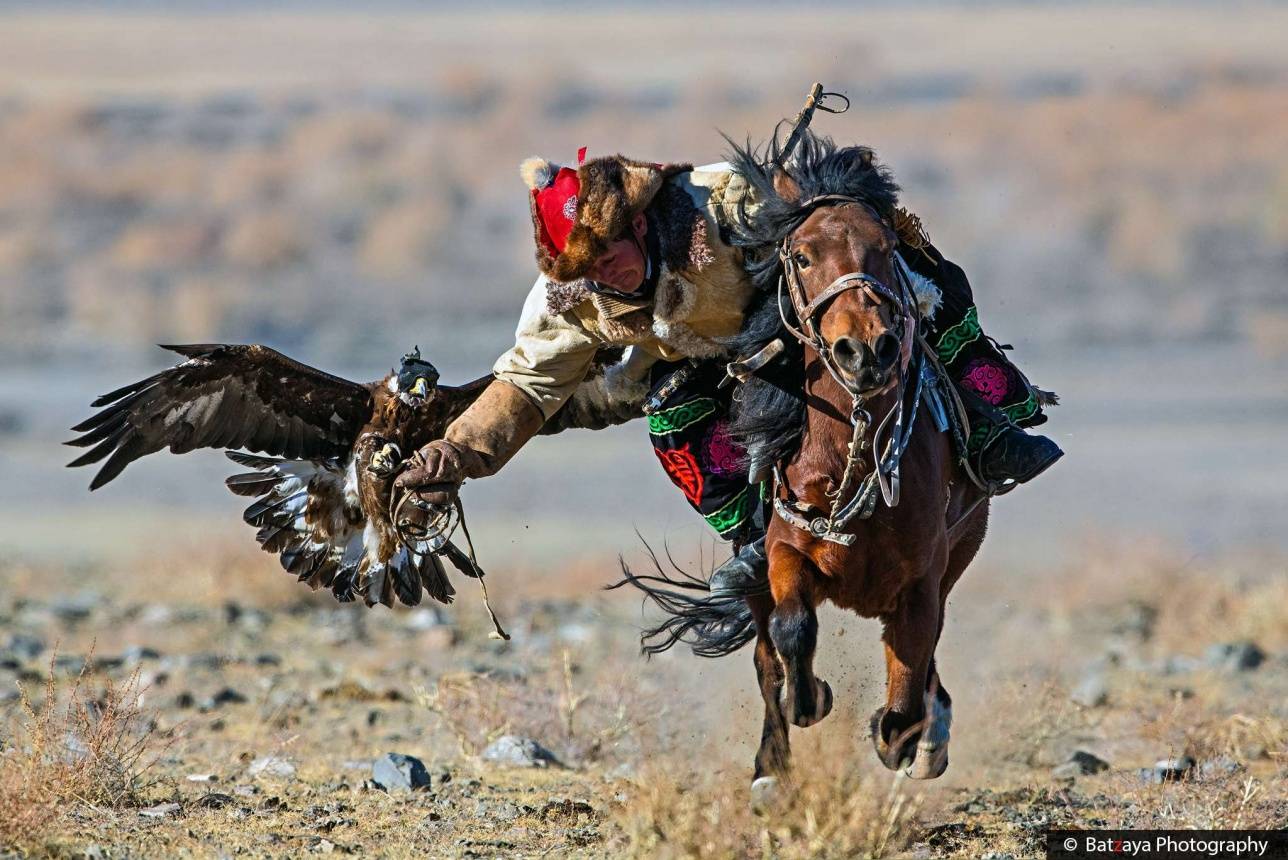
721, 128, 902, 469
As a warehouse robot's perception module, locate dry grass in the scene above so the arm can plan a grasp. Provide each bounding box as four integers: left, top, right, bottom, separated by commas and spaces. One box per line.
615, 752, 924, 860
0, 655, 170, 853
416, 648, 655, 767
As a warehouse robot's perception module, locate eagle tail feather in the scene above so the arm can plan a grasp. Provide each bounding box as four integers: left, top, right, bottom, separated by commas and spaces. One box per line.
418, 551, 456, 604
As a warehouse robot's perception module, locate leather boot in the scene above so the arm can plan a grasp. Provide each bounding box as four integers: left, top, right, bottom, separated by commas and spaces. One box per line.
977, 425, 1063, 487
708, 534, 769, 597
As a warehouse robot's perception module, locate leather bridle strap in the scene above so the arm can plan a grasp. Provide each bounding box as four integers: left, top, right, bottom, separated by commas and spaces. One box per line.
797, 272, 898, 324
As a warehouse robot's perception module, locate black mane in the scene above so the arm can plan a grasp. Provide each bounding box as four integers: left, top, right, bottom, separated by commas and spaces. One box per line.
721, 128, 901, 470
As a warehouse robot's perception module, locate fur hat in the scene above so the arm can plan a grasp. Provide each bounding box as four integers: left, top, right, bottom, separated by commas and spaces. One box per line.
521, 151, 690, 282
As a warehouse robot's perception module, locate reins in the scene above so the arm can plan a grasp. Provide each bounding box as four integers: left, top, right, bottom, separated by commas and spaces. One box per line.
769, 196, 929, 546
389, 490, 510, 640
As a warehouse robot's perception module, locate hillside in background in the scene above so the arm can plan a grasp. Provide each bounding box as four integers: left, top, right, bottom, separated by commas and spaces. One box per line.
1, 7, 1286, 368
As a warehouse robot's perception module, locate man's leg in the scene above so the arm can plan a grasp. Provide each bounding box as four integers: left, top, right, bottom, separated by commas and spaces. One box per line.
900, 237, 1063, 487
644, 359, 769, 595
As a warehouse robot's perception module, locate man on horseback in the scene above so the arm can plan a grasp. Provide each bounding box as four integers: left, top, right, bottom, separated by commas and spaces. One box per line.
394, 138, 1062, 593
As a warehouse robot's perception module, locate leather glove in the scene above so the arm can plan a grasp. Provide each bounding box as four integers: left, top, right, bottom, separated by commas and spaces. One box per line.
393, 439, 474, 508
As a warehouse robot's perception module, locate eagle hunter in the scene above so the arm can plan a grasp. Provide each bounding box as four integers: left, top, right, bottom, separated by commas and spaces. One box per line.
66, 344, 491, 608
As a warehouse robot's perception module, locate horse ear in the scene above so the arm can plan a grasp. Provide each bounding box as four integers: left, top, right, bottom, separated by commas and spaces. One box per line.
772, 169, 801, 204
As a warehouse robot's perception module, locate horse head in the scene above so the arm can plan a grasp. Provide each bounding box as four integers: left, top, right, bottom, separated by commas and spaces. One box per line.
773, 170, 914, 399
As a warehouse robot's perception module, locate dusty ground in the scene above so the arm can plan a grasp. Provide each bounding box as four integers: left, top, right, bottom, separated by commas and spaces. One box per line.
0, 539, 1284, 858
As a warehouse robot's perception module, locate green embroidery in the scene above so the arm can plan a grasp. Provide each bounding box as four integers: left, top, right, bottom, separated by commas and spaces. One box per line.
705, 487, 752, 536
935, 305, 981, 365
648, 398, 717, 435
1003, 392, 1039, 425
966, 422, 992, 454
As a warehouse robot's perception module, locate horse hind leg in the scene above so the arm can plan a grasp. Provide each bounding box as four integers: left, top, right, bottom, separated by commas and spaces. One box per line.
767, 552, 832, 729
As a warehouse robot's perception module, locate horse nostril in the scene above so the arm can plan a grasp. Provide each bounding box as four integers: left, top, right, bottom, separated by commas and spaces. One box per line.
832, 336, 862, 369
873, 333, 900, 370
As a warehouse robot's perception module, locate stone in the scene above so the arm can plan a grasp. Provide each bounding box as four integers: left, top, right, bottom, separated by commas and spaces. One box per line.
139, 802, 181, 819
51, 593, 97, 623
122, 645, 162, 663
203, 687, 249, 709
1203, 641, 1266, 673
186, 773, 218, 782
1139, 755, 1195, 784
53, 654, 88, 676
404, 607, 446, 631
1070, 672, 1108, 708
195, 793, 235, 809
1197, 755, 1243, 779
372, 752, 431, 793
480, 735, 562, 769
249, 756, 296, 779
1051, 750, 1110, 779
5, 633, 45, 661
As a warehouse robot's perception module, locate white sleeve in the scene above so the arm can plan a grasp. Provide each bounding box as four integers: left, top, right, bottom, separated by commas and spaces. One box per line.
491, 278, 602, 420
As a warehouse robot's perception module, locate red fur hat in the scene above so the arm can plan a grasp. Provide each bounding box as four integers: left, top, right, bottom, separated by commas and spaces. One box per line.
521, 149, 689, 282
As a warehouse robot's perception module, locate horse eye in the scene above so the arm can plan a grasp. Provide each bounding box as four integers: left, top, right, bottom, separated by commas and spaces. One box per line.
793, 252, 810, 268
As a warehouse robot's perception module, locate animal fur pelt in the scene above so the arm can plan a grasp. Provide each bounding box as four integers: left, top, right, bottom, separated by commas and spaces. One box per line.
523, 153, 691, 282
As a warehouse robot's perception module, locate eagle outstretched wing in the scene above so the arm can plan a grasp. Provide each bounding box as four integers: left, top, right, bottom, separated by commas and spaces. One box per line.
66, 344, 373, 490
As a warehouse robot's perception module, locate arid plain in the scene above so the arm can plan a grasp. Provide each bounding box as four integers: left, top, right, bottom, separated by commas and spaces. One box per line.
1, 6, 1285, 857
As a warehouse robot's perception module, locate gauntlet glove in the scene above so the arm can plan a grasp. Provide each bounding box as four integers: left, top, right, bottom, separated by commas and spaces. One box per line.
393, 379, 544, 509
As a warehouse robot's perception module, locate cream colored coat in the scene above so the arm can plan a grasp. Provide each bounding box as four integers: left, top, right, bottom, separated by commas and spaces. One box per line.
492, 164, 758, 421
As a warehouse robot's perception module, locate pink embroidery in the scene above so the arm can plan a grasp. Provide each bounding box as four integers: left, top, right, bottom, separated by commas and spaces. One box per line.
962, 359, 1011, 405
702, 421, 746, 478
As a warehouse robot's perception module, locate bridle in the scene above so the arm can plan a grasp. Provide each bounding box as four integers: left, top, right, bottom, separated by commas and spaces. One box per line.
771, 194, 930, 545
776, 194, 917, 396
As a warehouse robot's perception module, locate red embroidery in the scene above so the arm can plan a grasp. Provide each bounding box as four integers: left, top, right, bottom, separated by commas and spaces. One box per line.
655, 444, 704, 507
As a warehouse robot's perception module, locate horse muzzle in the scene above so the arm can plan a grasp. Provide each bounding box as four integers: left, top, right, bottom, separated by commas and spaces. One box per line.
831, 332, 901, 394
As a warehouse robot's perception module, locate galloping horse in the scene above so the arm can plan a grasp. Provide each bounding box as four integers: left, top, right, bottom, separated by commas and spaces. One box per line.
620, 131, 989, 792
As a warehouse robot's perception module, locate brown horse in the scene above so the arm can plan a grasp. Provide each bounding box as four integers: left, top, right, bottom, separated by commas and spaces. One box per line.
619, 132, 989, 792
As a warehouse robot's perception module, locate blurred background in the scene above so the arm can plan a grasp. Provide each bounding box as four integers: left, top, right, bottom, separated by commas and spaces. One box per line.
1, 3, 1284, 568
0, 4, 1286, 853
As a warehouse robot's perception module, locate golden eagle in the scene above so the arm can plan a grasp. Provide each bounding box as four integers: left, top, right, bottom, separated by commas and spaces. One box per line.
67, 344, 491, 608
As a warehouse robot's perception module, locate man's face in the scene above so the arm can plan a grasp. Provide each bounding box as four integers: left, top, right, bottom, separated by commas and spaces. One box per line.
585, 213, 648, 293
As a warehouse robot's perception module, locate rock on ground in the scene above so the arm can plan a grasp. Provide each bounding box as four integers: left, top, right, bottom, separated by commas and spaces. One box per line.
371, 752, 431, 792
1052, 750, 1111, 779
248, 756, 297, 779
481, 735, 562, 769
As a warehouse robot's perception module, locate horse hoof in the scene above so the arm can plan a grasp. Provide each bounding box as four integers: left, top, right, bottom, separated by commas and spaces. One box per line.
905, 742, 950, 780
782, 679, 833, 728
750, 776, 788, 814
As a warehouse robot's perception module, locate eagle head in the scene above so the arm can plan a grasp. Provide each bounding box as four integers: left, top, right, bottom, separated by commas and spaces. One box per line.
392, 346, 440, 406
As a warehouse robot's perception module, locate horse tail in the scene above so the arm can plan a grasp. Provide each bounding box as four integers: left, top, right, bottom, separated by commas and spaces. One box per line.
605, 538, 758, 659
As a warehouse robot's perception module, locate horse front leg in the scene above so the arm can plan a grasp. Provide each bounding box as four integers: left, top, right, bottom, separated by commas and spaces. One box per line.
748, 594, 790, 780
872, 572, 947, 777
767, 546, 832, 729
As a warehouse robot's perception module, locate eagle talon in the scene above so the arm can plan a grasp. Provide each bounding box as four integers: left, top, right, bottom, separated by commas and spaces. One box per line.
367, 442, 403, 477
